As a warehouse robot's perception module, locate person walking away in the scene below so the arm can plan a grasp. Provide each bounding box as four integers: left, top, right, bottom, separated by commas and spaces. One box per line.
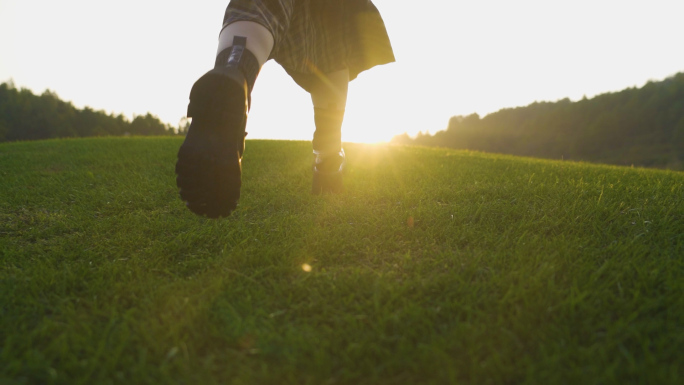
175, 0, 395, 218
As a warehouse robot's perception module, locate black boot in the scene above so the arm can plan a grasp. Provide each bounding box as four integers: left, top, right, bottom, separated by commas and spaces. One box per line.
312, 149, 346, 195
175, 37, 260, 218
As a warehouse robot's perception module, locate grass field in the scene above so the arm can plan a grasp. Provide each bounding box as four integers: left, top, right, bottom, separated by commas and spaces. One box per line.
1, 137, 682, 384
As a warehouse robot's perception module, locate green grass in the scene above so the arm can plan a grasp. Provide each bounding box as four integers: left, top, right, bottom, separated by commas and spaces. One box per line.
1, 137, 682, 384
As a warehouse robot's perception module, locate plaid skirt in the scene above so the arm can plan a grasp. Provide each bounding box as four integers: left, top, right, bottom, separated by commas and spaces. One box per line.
222, 0, 395, 91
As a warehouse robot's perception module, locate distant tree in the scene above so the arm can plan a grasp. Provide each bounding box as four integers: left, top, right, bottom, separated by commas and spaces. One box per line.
0, 82, 176, 142
129, 113, 171, 136
177, 117, 191, 135
0, 120, 7, 141
674, 117, 684, 148
392, 73, 684, 170
390, 132, 412, 145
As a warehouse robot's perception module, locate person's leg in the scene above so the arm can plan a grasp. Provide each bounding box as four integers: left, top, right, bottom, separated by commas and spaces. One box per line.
212, 21, 273, 107
309, 68, 349, 194
310, 69, 349, 111
175, 20, 274, 218
217, 21, 273, 67
311, 68, 348, 154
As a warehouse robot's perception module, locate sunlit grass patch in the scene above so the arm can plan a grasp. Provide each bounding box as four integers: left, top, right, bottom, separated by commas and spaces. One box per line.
1, 137, 682, 384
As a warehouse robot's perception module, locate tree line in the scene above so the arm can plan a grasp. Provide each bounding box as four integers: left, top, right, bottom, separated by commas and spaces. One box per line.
0, 81, 189, 142
392, 73, 684, 170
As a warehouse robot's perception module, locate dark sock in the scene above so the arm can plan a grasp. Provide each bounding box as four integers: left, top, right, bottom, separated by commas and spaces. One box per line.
313, 107, 345, 154
215, 36, 261, 96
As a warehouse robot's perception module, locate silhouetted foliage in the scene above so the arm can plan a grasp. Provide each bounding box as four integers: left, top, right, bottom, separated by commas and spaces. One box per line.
393, 73, 684, 170
0, 81, 179, 142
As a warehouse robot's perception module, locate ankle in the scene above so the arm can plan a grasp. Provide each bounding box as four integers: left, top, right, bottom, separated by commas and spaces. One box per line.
312, 107, 344, 154
215, 36, 261, 94
314, 149, 345, 173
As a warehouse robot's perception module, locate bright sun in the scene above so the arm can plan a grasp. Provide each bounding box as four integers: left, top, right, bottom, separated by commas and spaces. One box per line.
247, 60, 438, 144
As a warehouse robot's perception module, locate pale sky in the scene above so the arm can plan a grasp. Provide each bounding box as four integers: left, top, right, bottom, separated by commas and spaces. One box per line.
1, 0, 683, 143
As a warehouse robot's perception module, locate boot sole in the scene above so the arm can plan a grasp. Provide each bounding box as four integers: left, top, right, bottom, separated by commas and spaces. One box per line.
176, 69, 247, 218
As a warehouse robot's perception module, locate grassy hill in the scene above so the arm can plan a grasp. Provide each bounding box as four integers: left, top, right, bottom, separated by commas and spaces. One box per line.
1, 138, 682, 384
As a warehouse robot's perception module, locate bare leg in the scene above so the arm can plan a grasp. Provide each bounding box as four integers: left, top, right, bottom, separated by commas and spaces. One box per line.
311, 68, 349, 155
310, 68, 349, 111
310, 69, 349, 194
